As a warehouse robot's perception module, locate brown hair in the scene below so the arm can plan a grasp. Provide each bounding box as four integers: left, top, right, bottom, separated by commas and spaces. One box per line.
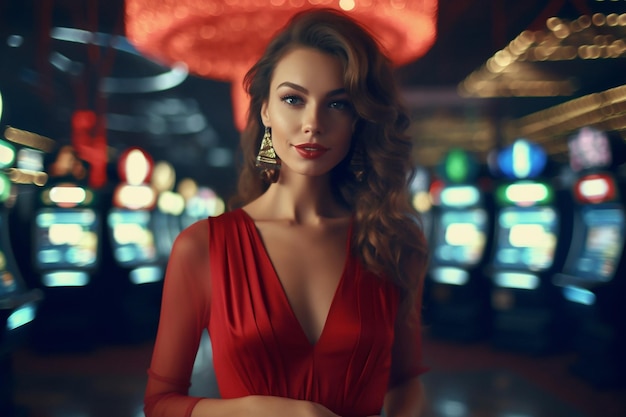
230, 8, 429, 315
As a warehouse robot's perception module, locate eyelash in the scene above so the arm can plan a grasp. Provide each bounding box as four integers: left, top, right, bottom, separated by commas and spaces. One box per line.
281, 95, 303, 105
280, 95, 352, 111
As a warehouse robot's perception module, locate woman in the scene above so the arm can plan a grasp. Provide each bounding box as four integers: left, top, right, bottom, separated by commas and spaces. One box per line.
144, 8, 429, 417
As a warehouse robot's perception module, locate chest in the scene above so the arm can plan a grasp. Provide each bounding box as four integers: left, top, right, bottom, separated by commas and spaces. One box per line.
254, 222, 349, 343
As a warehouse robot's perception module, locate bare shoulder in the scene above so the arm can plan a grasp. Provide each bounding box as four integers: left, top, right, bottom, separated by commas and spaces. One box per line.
170, 218, 210, 262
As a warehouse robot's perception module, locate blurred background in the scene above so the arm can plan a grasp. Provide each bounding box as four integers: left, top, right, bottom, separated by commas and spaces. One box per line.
1, 0, 626, 416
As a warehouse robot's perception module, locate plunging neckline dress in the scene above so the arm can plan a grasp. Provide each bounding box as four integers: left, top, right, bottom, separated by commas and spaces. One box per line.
207, 208, 400, 416
144, 208, 426, 417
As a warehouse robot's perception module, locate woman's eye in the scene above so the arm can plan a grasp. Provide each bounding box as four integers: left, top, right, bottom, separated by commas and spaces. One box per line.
329, 100, 352, 111
281, 95, 303, 105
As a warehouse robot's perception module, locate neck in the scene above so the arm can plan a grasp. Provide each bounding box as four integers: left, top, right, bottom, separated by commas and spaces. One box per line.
260, 171, 347, 224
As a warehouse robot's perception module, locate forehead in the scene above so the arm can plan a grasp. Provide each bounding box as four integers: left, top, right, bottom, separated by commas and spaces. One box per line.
270, 47, 345, 91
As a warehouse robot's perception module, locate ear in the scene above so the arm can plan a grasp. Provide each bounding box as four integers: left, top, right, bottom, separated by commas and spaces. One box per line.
260, 100, 270, 126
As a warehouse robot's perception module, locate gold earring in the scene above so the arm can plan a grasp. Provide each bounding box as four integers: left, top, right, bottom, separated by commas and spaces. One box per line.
256, 127, 280, 183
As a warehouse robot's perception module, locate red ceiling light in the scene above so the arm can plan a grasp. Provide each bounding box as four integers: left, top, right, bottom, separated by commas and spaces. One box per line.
125, 0, 438, 131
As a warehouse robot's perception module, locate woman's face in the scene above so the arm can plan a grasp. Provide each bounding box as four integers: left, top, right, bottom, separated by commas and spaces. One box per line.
261, 47, 355, 178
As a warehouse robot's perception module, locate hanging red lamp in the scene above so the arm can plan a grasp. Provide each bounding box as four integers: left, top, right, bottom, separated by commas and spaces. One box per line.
124, 0, 438, 131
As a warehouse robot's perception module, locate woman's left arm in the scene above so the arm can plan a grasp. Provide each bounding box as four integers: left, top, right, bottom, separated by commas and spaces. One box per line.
382, 292, 428, 417
382, 376, 425, 417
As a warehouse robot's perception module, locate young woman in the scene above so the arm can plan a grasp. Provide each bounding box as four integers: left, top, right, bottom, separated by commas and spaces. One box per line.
144, 8, 429, 417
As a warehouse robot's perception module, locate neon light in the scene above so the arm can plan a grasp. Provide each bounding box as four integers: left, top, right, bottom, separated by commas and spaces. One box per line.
580, 178, 609, 199
115, 184, 156, 210
7, 303, 37, 331
568, 127, 611, 172
440, 186, 480, 207
505, 182, 551, 205
509, 224, 553, 248
43, 271, 90, 287
36, 209, 96, 226
0, 174, 11, 202
0, 139, 15, 168
445, 223, 483, 246
428, 179, 445, 206
157, 191, 186, 216
112, 222, 152, 245
431, 267, 469, 285
49, 185, 87, 205
494, 272, 539, 289
497, 138, 547, 179
575, 174, 616, 203
130, 266, 164, 284
186, 190, 226, 219
412, 191, 432, 213
512, 139, 531, 179
124, 149, 151, 185
563, 286, 595, 306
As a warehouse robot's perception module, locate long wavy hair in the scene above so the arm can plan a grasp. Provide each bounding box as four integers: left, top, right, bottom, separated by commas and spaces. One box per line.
230, 8, 429, 315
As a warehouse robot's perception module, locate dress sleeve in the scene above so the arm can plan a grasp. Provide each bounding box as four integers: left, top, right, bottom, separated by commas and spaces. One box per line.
144, 219, 212, 417
388, 298, 429, 389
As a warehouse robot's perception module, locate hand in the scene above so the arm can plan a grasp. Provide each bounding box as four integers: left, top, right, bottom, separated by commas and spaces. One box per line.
244, 395, 341, 417
307, 401, 342, 417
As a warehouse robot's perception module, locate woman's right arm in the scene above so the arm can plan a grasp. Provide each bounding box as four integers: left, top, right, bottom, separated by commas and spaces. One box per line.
144, 219, 213, 417
144, 219, 341, 417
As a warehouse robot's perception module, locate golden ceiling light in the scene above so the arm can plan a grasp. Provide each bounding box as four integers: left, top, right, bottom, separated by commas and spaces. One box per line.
459, 13, 626, 98
514, 84, 626, 142
125, 0, 438, 131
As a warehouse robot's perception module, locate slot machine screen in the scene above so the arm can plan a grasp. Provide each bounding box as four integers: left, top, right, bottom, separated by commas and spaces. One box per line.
568, 127, 611, 172
493, 207, 558, 271
569, 206, 625, 283
433, 208, 488, 266
108, 208, 157, 267
34, 208, 99, 271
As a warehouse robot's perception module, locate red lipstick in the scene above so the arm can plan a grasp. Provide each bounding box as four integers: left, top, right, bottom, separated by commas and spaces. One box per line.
293, 143, 329, 159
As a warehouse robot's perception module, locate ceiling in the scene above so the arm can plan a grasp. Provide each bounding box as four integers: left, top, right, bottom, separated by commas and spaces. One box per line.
1, 0, 625, 197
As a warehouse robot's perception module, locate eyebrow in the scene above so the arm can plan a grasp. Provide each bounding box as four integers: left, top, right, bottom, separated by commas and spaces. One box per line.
276, 82, 347, 97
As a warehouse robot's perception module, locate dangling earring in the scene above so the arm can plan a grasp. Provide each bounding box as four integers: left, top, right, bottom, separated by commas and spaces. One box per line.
256, 126, 280, 182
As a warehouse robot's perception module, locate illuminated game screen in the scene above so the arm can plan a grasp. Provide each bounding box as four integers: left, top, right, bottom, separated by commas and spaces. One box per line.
34, 208, 99, 270
108, 208, 157, 266
569, 206, 625, 283
433, 208, 488, 266
493, 207, 558, 271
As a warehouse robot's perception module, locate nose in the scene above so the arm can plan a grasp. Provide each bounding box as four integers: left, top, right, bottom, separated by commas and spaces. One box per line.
302, 103, 323, 135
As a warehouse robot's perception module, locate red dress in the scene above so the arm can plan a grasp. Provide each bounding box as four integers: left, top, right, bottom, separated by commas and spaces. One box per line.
144, 209, 425, 417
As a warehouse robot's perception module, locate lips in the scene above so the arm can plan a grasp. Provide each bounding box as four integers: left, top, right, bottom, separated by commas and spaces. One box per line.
293, 143, 329, 159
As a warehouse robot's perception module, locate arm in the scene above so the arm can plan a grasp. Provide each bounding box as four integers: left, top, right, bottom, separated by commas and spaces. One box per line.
382, 297, 428, 417
144, 220, 212, 417
382, 378, 425, 417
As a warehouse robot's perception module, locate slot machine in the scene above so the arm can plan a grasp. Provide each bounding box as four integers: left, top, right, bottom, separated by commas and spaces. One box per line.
487, 138, 572, 354
425, 148, 495, 341
31, 145, 102, 352
552, 127, 626, 387
0, 134, 43, 415
106, 147, 162, 342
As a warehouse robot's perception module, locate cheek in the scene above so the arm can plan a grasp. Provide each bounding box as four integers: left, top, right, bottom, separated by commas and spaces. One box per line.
336, 124, 355, 155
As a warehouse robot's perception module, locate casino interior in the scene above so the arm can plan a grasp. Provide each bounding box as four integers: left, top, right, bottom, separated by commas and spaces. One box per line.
1, 0, 626, 416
